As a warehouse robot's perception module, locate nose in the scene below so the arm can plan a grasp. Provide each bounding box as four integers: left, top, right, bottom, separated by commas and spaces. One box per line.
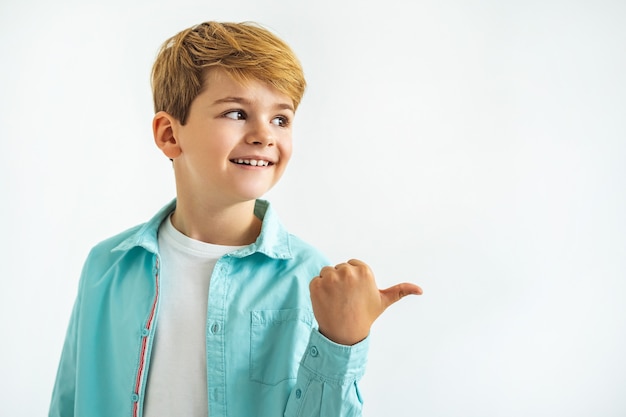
245, 120, 274, 147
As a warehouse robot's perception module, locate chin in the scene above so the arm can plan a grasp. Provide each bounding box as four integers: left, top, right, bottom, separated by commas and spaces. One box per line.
234, 188, 273, 203
234, 181, 278, 201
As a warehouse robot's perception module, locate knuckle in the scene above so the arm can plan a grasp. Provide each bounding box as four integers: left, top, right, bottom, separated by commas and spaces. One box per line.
320, 265, 334, 275
309, 276, 320, 288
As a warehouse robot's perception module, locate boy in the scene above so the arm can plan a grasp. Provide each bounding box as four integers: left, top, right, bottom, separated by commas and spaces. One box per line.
49, 21, 422, 417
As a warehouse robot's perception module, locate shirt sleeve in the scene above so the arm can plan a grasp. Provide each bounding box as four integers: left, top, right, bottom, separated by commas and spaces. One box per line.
48, 288, 81, 417
284, 330, 369, 417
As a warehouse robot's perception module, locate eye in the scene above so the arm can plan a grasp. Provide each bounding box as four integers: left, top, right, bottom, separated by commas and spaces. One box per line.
271, 116, 289, 127
224, 110, 246, 120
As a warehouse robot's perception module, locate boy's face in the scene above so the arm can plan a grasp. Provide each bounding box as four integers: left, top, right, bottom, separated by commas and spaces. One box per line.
162, 68, 295, 206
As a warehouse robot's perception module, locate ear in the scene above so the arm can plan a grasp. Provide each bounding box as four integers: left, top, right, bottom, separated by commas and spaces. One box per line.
153, 111, 182, 159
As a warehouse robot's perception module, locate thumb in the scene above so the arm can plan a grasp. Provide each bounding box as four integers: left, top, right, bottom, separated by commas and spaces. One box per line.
379, 283, 423, 310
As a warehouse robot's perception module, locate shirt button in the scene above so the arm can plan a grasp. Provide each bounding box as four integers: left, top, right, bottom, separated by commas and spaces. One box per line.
210, 323, 221, 334
131, 393, 139, 402
141, 328, 149, 337
295, 389, 302, 399
310, 346, 319, 357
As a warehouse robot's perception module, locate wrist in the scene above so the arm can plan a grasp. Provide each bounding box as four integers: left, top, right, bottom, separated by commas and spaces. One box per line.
318, 325, 369, 346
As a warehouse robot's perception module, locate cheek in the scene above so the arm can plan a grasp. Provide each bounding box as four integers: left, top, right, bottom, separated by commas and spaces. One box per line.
282, 148, 293, 166
279, 139, 293, 164
205, 134, 234, 157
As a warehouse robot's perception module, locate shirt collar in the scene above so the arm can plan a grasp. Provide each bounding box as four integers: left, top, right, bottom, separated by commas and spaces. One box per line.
112, 198, 292, 260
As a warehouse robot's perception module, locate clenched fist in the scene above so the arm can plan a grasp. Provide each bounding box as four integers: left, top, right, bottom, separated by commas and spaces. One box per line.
309, 259, 423, 346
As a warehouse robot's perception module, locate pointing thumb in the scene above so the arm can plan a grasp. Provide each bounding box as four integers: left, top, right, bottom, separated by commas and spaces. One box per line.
379, 283, 423, 310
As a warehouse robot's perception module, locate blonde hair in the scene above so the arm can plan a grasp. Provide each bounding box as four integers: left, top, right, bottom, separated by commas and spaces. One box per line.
151, 21, 306, 124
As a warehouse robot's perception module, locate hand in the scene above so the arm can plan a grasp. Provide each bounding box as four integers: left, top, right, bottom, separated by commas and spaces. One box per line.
309, 259, 423, 346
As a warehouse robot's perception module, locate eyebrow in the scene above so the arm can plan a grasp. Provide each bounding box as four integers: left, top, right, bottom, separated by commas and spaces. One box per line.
212, 96, 294, 112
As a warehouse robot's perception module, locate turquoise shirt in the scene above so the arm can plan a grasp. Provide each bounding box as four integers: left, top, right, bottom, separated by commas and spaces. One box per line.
49, 199, 369, 417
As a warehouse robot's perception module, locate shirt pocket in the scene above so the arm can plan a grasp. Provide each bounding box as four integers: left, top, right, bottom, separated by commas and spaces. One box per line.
250, 308, 314, 385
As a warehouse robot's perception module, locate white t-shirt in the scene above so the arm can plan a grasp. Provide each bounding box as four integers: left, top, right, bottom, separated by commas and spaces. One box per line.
143, 215, 244, 417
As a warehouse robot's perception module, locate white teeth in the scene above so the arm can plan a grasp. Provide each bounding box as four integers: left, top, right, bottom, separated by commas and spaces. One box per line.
233, 159, 270, 167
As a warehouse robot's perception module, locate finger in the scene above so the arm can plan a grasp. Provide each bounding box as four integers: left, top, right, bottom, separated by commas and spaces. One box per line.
380, 283, 423, 310
309, 275, 320, 287
319, 265, 335, 277
334, 262, 350, 270
347, 259, 366, 267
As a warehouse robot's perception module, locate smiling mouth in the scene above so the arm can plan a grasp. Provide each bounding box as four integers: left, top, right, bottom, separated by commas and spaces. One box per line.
230, 159, 274, 167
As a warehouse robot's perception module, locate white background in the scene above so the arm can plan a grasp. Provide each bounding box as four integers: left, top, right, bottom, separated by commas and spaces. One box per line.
1, 0, 625, 416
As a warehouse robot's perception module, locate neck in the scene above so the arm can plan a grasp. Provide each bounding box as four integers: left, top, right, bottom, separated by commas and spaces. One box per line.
170, 197, 262, 246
